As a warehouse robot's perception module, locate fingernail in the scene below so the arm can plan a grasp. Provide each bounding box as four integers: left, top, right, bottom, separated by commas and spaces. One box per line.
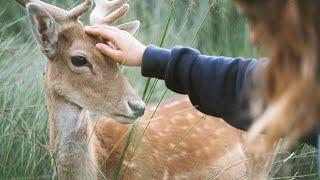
96, 43, 102, 50
84, 26, 94, 30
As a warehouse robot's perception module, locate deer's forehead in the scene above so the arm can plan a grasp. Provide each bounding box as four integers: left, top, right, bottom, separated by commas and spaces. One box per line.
58, 23, 97, 44
58, 27, 101, 55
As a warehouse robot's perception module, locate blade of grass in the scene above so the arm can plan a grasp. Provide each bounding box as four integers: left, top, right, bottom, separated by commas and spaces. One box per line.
190, 2, 212, 45
112, 3, 176, 179
112, 125, 137, 180
142, 3, 175, 102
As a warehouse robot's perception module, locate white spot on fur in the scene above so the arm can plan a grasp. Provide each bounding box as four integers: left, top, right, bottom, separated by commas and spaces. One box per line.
157, 132, 165, 137
195, 150, 201, 156
179, 141, 187, 147
152, 149, 160, 155
141, 137, 147, 143
169, 143, 175, 149
157, 115, 164, 119
170, 119, 177, 124
129, 147, 134, 152
163, 101, 179, 108
204, 147, 210, 153
122, 161, 137, 169
186, 113, 195, 119
181, 126, 188, 130
174, 175, 189, 179
171, 154, 179, 160
163, 168, 169, 180
181, 151, 187, 156
215, 129, 224, 136
204, 125, 210, 130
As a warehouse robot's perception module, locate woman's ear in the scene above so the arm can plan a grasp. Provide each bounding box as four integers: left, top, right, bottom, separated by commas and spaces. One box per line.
117, 20, 140, 35
27, 3, 58, 59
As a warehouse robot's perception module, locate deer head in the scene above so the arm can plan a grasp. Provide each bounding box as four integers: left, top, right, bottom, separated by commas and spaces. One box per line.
16, 0, 145, 124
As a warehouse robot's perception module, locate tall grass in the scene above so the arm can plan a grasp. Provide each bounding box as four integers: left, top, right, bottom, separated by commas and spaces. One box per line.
0, 33, 51, 178
0, 0, 318, 179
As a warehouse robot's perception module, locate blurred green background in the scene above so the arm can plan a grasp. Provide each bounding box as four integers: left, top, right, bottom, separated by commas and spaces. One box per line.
0, 0, 317, 179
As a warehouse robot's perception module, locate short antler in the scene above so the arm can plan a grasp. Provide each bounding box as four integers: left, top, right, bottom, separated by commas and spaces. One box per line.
68, 0, 93, 19
90, 0, 140, 34
90, 0, 130, 25
15, 0, 93, 22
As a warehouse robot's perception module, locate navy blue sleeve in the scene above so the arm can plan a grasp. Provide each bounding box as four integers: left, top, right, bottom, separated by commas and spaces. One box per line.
141, 45, 264, 130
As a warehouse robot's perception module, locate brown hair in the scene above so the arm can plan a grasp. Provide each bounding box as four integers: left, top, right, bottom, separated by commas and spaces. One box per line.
236, 0, 320, 149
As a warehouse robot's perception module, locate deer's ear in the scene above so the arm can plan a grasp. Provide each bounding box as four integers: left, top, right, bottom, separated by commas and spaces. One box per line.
27, 3, 58, 58
117, 20, 140, 35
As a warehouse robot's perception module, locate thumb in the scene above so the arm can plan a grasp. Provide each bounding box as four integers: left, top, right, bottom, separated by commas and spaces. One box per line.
96, 43, 122, 62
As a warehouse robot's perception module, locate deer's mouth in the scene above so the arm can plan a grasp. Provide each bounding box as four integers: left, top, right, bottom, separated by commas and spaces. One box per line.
111, 114, 138, 124
102, 99, 145, 124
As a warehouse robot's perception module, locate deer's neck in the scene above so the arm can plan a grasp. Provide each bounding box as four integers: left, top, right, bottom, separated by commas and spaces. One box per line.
46, 91, 98, 179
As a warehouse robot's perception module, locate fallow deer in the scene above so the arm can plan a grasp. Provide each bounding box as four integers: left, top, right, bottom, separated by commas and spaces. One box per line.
15, 0, 275, 179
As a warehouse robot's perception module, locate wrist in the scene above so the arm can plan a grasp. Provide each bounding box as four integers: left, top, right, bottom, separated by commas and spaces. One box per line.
136, 44, 146, 66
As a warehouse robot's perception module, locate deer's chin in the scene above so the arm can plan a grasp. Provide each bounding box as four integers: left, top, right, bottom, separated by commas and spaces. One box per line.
110, 114, 138, 124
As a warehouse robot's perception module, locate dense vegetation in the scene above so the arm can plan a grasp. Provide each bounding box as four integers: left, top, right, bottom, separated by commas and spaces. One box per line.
0, 0, 317, 179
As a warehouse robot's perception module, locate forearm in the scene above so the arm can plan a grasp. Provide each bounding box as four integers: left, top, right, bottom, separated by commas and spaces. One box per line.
141, 45, 265, 129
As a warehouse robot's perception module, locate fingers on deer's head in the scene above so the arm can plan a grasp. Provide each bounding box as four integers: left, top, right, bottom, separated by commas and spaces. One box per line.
24, 0, 145, 124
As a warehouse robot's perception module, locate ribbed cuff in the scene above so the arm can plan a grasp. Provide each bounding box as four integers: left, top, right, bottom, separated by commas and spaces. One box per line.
141, 45, 171, 80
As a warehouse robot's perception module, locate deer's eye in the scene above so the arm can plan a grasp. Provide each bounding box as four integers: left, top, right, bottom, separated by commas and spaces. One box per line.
71, 56, 88, 67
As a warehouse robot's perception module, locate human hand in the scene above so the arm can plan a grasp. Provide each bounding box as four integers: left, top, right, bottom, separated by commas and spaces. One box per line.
85, 25, 146, 66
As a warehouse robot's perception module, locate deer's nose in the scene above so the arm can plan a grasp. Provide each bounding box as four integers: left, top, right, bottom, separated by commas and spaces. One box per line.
128, 100, 145, 118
